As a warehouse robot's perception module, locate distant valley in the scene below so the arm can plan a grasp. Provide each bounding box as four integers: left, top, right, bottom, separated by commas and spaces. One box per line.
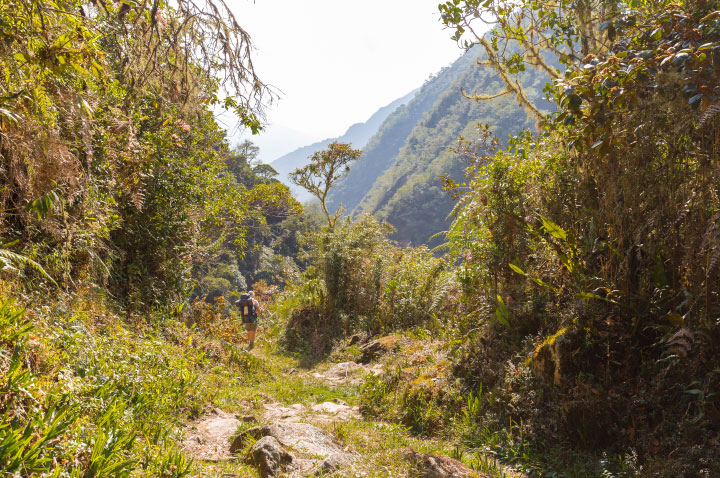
272, 45, 551, 247
270, 90, 417, 202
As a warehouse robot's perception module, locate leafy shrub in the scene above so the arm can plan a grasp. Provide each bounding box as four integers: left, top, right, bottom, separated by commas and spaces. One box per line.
438, 2, 720, 474
0, 301, 79, 475
187, 296, 244, 345
0, 294, 215, 476
278, 215, 458, 358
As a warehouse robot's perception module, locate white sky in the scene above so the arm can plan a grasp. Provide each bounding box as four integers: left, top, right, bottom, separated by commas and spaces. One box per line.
223, 0, 464, 163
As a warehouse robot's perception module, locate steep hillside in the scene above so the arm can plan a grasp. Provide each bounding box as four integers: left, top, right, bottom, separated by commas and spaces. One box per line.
328, 52, 478, 215
329, 47, 552, 247
271, 90, 417, 201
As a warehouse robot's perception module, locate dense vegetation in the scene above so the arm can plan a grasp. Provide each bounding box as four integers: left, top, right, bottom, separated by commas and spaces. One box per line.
278, 0, 720, 476
0, 0, 303, 474
275, 214, 454, 359
0, 0, 300, 307
2, 0, 719, 476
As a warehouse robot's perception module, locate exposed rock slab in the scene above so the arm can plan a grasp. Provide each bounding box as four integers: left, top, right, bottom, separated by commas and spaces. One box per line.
262, 402, 307, 422
315, 361, 365, 381
266, 422, 344, 457
310, 401, 361, 422
262, 400, 360, 424
406, 449, 488, 478
320, 452, 352, 474
247, 436, 293, 478
313, 361, 384, 385
182, 408, 241, 462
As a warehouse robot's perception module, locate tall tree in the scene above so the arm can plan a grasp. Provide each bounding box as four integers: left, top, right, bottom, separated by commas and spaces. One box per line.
289, 142, 362, 229
0, 0, 296, 308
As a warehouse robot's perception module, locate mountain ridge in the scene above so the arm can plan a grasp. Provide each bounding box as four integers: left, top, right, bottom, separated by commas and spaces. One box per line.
270, 90, 417, 201
329, 45, 553, 247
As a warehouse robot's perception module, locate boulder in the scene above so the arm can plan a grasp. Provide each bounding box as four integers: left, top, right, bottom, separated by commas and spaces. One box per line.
263, 422, 342, 458
319, 452, 351, 474
406, 449, 485, 478
247, 436, 293, 478
359, 335, 401, 363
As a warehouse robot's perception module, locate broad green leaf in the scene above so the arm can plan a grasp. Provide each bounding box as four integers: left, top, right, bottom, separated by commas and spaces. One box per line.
540, 216, 567, 240
494, 295, 510, 326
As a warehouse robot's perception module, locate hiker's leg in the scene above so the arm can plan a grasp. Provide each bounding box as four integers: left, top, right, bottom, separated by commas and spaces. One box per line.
245, 322, 257, 348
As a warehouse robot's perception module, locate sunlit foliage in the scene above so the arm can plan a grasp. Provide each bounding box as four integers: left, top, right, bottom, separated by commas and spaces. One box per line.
0, 0, 300, 309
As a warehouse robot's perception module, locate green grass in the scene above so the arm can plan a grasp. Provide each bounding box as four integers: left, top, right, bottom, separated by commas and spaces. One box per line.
194, 341, 360, 412
1, 284, 514, 478
182, 334, 504, 478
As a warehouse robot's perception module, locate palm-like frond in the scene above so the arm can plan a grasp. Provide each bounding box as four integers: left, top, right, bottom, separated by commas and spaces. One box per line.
0, 248, 58, 287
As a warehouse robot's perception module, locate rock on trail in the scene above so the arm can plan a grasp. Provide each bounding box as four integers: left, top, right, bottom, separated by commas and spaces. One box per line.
184, 399, 358, 475
231, 420, 355, 477
182, 408, 242, 462
247, 436, 293, 478
312, 361, 384, 385
262, 399, 361, 424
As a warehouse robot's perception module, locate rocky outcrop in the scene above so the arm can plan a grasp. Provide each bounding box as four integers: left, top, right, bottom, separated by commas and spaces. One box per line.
406, 449, 486, 478
261, 400, 361, 424
359, 335, 401, 363
248, 436, 293, 478
232, 420, 354, 477
313, 361, 384, 385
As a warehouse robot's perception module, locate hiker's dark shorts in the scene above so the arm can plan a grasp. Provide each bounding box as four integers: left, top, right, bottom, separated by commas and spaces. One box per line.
243, 316, 258, 331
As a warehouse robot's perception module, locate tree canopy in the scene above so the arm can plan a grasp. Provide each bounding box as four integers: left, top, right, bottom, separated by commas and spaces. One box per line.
438, 0, 671, 121
0, 0, 298, 308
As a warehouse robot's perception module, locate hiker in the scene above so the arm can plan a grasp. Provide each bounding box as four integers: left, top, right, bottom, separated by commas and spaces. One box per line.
237, 291, 262, 349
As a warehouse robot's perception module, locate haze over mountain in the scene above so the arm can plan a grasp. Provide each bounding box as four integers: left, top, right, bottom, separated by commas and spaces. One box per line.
328, 45, 552, 247
270, 90, 417, 201
272, 43, 551, 246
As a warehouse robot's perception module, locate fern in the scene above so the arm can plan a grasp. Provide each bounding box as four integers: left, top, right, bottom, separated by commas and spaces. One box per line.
701, 213, 720, 276
697, 103, 720, 128
0, 247, 58, 287
430, 272, 456, 312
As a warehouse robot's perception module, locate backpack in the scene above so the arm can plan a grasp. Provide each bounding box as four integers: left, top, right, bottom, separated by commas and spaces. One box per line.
238, 293, 256, 320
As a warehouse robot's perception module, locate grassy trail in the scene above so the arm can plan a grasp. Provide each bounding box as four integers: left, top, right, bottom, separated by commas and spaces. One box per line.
187, 337, 464, 477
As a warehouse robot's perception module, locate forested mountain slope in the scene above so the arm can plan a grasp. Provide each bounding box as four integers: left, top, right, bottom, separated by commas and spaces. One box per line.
327, 51, 477, 216
329, 46, 552, 246
270, 90, 417, 200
